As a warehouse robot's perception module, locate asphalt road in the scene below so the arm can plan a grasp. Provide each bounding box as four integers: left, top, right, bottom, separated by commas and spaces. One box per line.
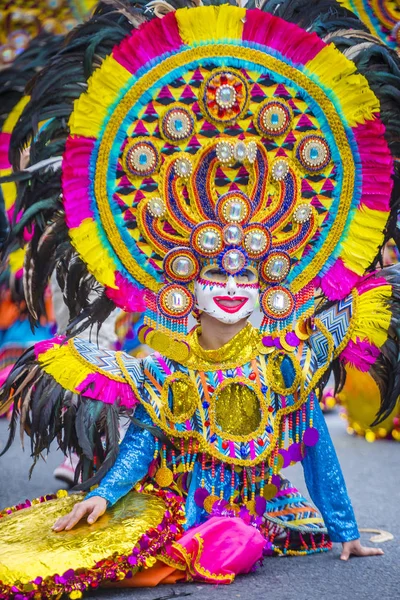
1, 411, 399, 600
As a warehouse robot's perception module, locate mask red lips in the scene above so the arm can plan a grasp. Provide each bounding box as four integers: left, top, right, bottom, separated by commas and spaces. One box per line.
213, 296, 249, 314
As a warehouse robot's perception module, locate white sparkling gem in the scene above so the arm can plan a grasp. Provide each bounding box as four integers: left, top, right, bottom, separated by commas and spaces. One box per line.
198, 230, 220, 252
294, 203, 312, 223
223, 250, 245, 273
225, 199, 245, 222
246, 230, 267, 253
247, 141, 257, 163
234, 141, 247, 162
268, 257, 288, 280
170, 291, 186, 311
216, 84, 236, 108
147, 197, 165, 217
268, 290, 291, 313
223, 225, 243, 245
174, 157, 193, 178
272, 159, 289, 181
172, 256, 193, 277
216, 141, 234, 163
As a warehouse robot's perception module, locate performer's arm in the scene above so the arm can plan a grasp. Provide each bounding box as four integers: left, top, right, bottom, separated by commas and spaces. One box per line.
301, 398, 359, 543
85, 405, 155, 507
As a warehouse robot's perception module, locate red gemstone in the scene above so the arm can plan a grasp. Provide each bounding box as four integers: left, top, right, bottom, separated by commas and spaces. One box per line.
204, 420, 210, 427
222, 441, 229, 450
208, 385, 214, 393
249, 373, 256, 381
257, 438, 264, 446
268, 406, 274, 412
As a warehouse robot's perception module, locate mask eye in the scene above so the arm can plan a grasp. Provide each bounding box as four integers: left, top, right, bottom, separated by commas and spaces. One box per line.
236, 268, 257, 284
201, 266, 227, 283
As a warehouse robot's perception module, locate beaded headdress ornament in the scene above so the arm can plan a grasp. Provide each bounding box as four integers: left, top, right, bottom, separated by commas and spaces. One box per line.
61, 4, 394, 357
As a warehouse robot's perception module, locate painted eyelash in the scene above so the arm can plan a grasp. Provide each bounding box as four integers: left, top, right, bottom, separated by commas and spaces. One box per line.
197, 277, 226, 288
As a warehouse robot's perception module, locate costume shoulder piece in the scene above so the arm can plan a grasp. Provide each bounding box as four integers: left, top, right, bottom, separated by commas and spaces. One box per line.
0, 336, 143, 486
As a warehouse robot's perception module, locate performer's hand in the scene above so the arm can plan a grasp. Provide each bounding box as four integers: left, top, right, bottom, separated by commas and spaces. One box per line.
340, 539, 384, 560
52, 496, 107, 531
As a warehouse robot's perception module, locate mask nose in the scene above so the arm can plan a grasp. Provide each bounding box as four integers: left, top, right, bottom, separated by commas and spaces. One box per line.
226, 276, 237, 296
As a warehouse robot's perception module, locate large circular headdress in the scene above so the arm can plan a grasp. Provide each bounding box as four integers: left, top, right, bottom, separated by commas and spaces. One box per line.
61, 3, 394, 345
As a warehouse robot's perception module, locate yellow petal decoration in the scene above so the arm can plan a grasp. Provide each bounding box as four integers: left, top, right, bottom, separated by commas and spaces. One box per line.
341, 206, 388, 275
69, 218, 117, 289
305, 44, 379, 127
69, 56, 131, 138
351, 284, 392, 348
176, 5, 245, 45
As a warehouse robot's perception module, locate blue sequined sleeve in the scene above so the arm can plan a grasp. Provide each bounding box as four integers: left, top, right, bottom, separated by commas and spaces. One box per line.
302, 398, 360, 543
85, 404, 155, 507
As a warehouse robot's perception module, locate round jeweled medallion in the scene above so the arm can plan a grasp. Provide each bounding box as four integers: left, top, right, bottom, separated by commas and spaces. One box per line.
221, 249, 246, 274
271, 158, 289, 181
217, 192, 251, 225
174, 155, 193, 178
244, 226, 271, 259
260, 251, 291, 283
261, 286, 295, 319
147, 197, 166, 218
293, 203, 312, 224
200, 69, 249, 125
160, 105, 195, 143
163, 247, 200, 283
223, 224, 244, 245
216, 140, 235, 163
256, 100, 292, 137
157, 284, 194, 317
123, 138, 160, 177
216, 84, 237, 108
191, 223, 223, 257
296, 134, 331, 172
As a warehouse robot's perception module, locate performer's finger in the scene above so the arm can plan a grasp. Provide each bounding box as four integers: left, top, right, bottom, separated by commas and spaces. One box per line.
87, 505, 103, 524
64, 504, 89, 530
360, 547, 384, 557
52, 514, 72, 531
340, 548, 350, 561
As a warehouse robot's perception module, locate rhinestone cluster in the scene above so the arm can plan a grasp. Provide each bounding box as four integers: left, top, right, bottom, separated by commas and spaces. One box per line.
160, 105, 195, 143
216, 140, 257, 164
124, 139, 159, 177
296, 134, 331, 172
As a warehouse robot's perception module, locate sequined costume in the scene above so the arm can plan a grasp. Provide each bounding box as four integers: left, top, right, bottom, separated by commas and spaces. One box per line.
1, 1, 400, 598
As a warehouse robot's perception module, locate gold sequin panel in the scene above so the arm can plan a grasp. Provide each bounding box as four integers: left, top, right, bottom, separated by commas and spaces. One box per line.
215, 383, 262, 436
0, 492, 166, 585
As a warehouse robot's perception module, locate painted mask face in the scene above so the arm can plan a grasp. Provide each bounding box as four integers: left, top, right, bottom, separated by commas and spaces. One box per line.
194, 264, 259, 324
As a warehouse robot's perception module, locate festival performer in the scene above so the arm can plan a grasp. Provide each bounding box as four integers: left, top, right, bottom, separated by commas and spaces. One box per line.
1, 1, 400, 597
